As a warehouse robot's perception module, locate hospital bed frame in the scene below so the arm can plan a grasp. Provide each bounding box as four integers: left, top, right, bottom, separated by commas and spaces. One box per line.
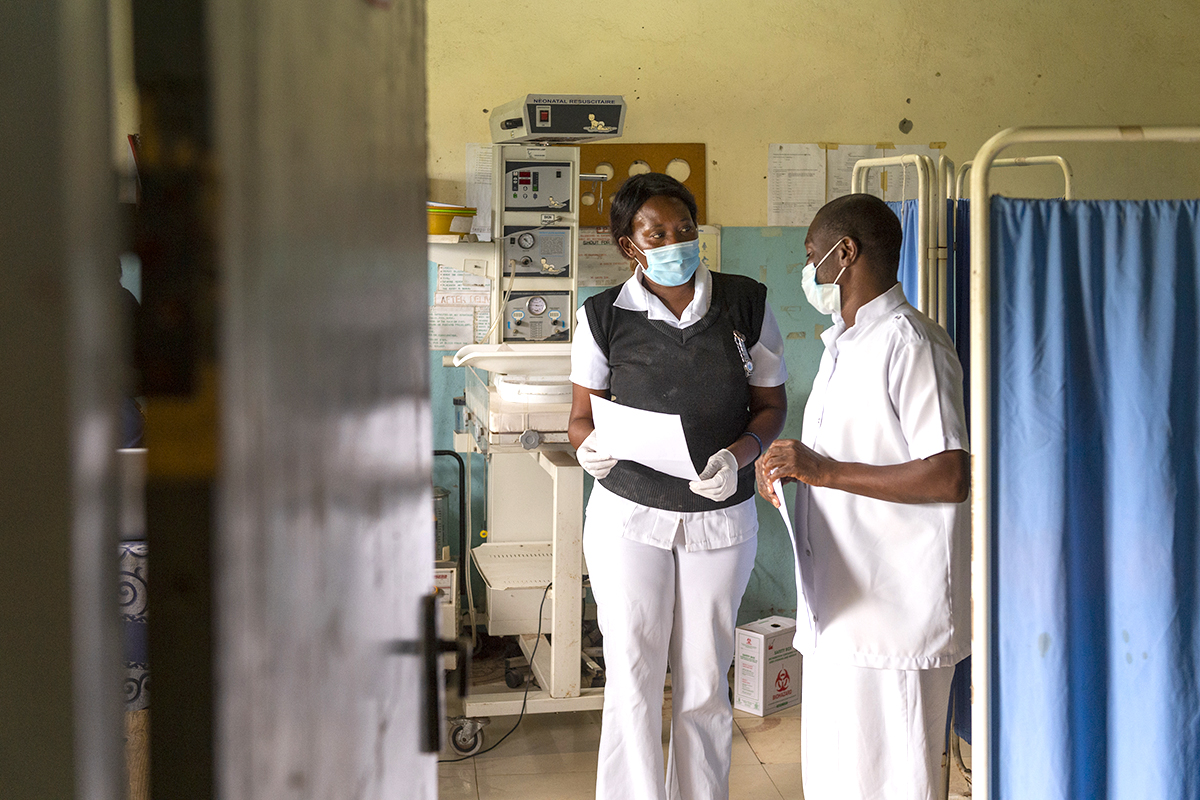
968, 125, 1200, 800
851, 155, 952, 327
955, 155, 1074, 201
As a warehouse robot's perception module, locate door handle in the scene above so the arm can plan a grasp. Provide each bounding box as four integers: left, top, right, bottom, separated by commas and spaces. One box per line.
389, 592, 472, 753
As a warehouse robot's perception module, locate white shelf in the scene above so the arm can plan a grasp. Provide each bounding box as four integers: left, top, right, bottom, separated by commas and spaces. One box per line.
472, 542, 552, 590
452, 343, 573, 375
427, 233, 480, 244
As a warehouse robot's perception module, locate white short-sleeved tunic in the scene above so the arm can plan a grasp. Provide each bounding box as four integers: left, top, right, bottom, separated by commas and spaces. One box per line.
570, 263, 789, 552
789, 283, 970, 669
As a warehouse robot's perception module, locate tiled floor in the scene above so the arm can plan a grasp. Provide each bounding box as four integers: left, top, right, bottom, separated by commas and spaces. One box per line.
438, 657, 972, 800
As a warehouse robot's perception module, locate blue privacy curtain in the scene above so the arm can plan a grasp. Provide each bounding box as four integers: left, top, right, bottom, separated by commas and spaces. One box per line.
991, 197, 1200, 800
886, 199, 922, 307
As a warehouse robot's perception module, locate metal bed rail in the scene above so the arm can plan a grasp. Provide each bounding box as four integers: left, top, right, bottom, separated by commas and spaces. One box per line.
957, 155, 1075, 201
852, 155, 940, 323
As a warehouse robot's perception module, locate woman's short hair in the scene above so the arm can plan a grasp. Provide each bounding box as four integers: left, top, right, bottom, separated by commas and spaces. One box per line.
608, 173, 699, 248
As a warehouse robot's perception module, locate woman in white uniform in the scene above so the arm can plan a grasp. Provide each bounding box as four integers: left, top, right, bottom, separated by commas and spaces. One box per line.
567, 173, 788, 800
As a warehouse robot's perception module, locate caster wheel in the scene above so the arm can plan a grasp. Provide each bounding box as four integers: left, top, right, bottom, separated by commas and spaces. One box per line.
449, 722, 484, 757
505, 667, 525, 689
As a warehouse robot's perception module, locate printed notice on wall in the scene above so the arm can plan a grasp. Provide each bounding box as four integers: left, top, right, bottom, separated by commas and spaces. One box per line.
767, 143, 826, 227
698, 225, 722, 274
826, 144, 881, 201
465, 144, 493, 242
474, 308, 491, 343
430, 261, 492, 350
437, 264, 491, 295
429, 306, 475, 350
579, 227, 633, 287
766, 142, 947, 223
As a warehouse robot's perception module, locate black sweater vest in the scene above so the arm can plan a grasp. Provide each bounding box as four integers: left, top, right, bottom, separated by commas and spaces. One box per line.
584, 272, 767, 512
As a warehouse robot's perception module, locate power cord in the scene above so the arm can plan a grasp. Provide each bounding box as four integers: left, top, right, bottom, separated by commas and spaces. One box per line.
477, 261, 517, 344
438, 581, 552, 763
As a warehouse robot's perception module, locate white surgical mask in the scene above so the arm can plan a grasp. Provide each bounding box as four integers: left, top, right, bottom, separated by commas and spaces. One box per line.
631, 239, 701, 287
801, 238, 848, 316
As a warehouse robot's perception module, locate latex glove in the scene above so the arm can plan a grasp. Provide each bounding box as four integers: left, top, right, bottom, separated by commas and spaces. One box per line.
576, 431, 618, 479
689, 448, 739, 501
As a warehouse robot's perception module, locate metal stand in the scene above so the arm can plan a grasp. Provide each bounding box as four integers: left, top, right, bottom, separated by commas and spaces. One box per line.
464, 448, 604, 717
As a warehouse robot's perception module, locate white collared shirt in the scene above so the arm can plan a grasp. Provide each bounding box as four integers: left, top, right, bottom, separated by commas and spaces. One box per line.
788, 283, 970, 668
570, 264, 788, 552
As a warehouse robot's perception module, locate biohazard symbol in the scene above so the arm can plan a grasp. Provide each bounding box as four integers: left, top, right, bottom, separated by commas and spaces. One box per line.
775, 669, 791, 692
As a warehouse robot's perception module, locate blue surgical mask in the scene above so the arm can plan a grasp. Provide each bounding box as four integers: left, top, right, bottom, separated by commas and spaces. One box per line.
801, 239, 847, 316
631, 239, 702, 287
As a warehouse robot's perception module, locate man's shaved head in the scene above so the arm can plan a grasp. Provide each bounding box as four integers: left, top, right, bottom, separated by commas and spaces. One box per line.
809, 193, 903, 280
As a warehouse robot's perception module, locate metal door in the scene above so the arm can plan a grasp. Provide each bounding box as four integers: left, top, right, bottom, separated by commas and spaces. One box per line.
207, 0, 438, 796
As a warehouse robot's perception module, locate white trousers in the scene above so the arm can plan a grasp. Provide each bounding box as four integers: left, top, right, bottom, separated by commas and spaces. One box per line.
584, 525, 757, 800
800, 649, 956, 800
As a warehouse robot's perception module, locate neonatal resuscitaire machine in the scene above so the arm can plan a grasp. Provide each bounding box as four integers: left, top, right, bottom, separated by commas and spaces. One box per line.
434, 95, 625, 755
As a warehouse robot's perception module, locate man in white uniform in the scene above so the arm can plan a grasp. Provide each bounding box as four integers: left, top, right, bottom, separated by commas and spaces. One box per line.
757, 193, 970, 800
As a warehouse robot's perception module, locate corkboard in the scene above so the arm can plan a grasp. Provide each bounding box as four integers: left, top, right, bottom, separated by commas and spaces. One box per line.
577, 143, 707, 227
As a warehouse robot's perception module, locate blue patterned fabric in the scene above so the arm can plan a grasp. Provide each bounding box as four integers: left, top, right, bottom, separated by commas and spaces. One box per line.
119, 541, 149, 711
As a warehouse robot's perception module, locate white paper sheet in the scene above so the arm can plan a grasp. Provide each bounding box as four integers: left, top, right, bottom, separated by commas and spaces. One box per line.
826, 143, 882, 200
772, 479, 794, 539
473, 308, 491, 343
465, 143, 493, 242
698, 225, 722, 273
767, 143, 826, 227
590, 395, 700, 481
429, 306, 475, 350
578, 227, 632, 287
436, 265, 472, 293
434, 291, 490, 307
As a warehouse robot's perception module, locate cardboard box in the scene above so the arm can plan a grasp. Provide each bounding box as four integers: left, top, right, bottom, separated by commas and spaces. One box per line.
733, 616, 801, 717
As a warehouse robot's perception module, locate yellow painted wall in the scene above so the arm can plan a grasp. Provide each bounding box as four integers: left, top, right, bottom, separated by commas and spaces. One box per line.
428, 0, 1200, 220
427, 0, 1200, 623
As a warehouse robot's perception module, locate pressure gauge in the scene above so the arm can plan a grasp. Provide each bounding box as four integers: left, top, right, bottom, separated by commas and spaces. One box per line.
516, 232, 537, 250
526, 296, 548, 316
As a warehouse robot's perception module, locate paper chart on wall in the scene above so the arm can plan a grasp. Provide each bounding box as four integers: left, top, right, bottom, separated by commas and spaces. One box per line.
465, 143, 493, 241
767, 143, 826, 227
698, 225, 722, 273
826, 144, 882, 201
432, 263, 492, 349
429, 306, 475, 350
589, 396, 700, 481
578, 227, 632, 287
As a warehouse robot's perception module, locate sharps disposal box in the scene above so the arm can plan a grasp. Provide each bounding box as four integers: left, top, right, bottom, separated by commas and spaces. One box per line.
734, 616, 802, 716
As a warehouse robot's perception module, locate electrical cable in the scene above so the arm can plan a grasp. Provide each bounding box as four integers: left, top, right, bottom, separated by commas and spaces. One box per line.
463, 454, 478, 651
477, 261, 517, 344
438, 581, 553, 763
